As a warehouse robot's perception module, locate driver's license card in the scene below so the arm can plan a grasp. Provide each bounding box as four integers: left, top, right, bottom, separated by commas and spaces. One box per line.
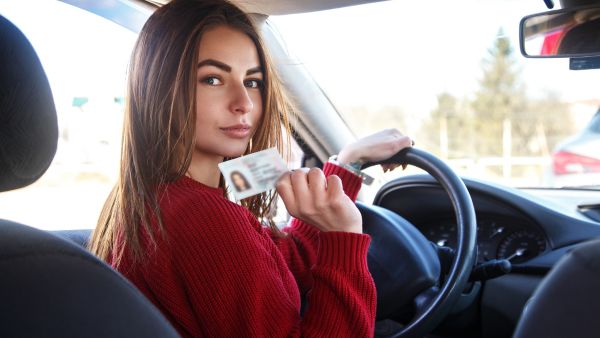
218, 148, 288, 201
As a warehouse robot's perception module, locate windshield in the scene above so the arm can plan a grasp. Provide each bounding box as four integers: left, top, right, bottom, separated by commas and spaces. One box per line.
1, 0, 599, 232
271, 0, 600, 189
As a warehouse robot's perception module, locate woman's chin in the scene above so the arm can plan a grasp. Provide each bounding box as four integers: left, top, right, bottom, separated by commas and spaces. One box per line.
194, 142, 250, 160
221, 147, 250, 159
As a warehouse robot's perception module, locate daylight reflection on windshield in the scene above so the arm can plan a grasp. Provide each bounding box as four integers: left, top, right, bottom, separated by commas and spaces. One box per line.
272, 1, 600, 189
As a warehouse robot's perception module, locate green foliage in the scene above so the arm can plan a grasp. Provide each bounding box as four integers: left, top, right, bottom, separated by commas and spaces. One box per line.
421, 28, 575, 160
342, 27, 576, 174
471, 28, 527, 156
421, 93, 475, 159
515, 93, 576, 156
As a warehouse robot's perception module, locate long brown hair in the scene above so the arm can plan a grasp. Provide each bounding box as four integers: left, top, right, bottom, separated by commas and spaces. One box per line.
89, 0, 293, 264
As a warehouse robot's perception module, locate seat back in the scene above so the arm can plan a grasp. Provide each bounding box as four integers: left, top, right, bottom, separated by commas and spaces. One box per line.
52, 229, 93, 248
0, 14, 179, 338
512, 238, 600, 338
0, 220, 180, 338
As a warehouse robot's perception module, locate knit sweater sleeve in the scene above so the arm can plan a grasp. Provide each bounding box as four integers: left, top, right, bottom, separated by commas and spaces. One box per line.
167, 195, 376, 337
273, 162, 365, 292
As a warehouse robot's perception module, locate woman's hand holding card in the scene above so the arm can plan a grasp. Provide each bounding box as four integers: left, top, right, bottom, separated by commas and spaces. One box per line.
276, 168, 362, 234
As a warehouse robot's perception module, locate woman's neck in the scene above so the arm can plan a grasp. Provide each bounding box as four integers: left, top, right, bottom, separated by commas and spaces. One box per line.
187, 152, 223, 188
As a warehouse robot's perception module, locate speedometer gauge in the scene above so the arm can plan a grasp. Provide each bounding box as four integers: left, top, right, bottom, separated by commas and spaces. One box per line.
497, 230, 546, 264
426, 221, 456, 249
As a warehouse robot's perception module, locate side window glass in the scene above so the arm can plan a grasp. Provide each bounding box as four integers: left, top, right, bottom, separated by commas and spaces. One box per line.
0, 2, 137, 230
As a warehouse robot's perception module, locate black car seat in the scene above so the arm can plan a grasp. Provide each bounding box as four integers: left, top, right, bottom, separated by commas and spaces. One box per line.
0, 14, 179, 338
512, 238, 600, 338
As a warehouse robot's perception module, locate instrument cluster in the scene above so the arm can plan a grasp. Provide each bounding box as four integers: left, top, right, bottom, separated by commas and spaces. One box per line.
419, 215, 547, 264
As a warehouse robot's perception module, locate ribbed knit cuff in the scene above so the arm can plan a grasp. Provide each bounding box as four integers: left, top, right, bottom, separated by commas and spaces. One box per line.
288, 218, 320, 242
317, 232, 371, 272
322, 162, 362, 201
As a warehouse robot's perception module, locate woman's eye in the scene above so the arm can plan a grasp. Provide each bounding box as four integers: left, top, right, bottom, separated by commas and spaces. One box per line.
244, 79, 263, 89
201, 76, 222, 86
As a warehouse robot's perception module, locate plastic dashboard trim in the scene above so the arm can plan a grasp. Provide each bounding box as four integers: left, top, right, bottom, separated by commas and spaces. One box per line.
373, 174, 600, 271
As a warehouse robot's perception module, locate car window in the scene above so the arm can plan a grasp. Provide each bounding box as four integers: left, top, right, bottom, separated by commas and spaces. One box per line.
0, 2, 137, 230
271, 1, 600, 190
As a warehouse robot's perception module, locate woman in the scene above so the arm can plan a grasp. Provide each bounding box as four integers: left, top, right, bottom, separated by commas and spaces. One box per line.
230, 170, 251, 192
89, 0, 412, 336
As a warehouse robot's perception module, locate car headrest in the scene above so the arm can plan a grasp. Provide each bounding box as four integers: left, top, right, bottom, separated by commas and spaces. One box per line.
560, 0, 600, 7
0, 15, 58, 192
558, 18, 600, 54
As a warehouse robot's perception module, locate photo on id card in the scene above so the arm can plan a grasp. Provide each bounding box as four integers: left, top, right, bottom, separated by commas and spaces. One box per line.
218, 148, 288, 201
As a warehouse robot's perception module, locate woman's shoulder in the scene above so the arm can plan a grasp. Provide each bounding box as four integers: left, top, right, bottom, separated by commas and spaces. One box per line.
159, 177, 236, 214
157, 176, 259, 234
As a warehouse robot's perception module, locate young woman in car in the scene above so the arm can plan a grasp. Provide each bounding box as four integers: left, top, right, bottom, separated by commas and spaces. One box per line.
89, 0, 412, 336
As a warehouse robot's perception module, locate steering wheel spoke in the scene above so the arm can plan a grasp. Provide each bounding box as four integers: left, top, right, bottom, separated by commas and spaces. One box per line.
413, 286, 441, 318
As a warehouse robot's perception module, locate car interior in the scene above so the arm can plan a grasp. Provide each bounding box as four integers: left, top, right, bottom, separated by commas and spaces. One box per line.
0, 13, 179, 338
1, 0, 600, 338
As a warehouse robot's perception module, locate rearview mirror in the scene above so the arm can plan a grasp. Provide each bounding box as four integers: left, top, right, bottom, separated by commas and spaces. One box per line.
520, 5, 600, 58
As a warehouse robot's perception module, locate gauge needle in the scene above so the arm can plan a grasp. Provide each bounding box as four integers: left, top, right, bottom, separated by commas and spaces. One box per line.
506, 248, 527, 261
436, 239, 448, 247
489, 226, 504, 239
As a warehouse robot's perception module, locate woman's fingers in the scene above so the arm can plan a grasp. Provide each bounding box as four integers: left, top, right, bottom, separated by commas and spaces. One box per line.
326, 175, 344, 200
381, 163, 408, 173
275, 172, 297, 215
278, 169, 362, 233
308, 168, 326, 205
381, 132, 412, 158
337, 128, 413, 165
278, 168, 321, 220
290, 168, 311, 205
397, 134, 413, 149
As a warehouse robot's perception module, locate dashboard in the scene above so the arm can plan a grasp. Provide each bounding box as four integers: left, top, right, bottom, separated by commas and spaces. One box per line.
372, 175, 600, 270
369, 174, 600, 336
361, 172, 600, 338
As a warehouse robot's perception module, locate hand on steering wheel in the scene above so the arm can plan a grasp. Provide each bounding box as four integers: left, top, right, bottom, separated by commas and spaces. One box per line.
337, 129, 413, 172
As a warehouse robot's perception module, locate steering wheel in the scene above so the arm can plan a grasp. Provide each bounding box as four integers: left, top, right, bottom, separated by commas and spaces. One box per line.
360, 148, 477, 338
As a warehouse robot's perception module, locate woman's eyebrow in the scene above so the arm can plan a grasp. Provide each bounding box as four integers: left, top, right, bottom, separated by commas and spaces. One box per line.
197, 59, 262, 75
198, 59, 231, 71
246, 67, 262, 76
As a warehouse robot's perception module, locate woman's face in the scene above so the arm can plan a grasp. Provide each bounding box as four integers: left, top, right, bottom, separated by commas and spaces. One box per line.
194, 25, 264, 161
232, 173, 248, 190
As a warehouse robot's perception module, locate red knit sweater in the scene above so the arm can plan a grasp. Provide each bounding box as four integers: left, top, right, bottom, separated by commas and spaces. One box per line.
112, 162, 376, 337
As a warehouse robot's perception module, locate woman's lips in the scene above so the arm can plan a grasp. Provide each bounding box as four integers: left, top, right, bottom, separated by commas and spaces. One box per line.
220, 125, 251, 139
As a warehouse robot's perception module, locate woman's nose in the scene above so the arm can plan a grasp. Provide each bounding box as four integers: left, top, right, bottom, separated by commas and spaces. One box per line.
229, 83, 254, 115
